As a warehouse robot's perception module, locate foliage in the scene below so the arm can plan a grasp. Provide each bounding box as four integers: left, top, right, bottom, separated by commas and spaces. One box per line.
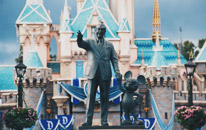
173, 43, 178, 49
198, 39, 206, 49
15, 45, 23, 64
175, 106, 206, 130
2, 107, 37, 130
195, 50, 199, 58
182, 41, 195, 60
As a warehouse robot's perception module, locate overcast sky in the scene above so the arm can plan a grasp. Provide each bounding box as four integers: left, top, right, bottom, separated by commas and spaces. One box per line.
0, 0, 205, 65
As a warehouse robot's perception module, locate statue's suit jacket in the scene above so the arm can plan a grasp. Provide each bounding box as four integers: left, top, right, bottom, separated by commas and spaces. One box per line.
77, 38, 120, 80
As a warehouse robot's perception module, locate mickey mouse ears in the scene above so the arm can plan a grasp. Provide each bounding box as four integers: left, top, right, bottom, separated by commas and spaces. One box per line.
137, 75, 146, 85
124, 71, 132, 80
124, 71, 146, 85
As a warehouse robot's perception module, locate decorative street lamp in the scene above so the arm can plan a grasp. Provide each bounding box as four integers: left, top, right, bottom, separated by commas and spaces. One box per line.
184, 51, 196, 107
15, 57, 27, 107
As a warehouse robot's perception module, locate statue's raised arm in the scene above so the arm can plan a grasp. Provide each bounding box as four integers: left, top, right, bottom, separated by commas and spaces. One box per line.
77, 30, 83, 42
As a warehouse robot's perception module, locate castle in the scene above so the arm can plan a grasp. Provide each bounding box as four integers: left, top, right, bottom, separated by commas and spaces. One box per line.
0, 0, 206, 129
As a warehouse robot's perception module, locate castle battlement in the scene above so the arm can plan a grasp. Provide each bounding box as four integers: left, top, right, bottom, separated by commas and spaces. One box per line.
14, 67, 52, 88
140, 65, 177, 87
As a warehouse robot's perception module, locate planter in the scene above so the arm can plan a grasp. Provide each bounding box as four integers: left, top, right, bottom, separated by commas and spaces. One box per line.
2, 107, 37, 130
175, 106, 206, 130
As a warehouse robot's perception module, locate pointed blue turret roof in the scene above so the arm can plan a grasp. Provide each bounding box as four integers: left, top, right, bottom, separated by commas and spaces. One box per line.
24, 51, 43, 68
118, 18, 131, 32
16, 0, 52, 24
195, 41, 206, 63
59, 0, 73, 33
134, 39, 187, 69
71, 0, 119, 39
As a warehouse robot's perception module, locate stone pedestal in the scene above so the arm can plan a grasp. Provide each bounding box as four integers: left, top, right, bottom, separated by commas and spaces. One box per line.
79, 125, 145, 130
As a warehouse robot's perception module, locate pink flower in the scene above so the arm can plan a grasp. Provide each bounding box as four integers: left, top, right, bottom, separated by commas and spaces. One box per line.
204, 111, 206, 115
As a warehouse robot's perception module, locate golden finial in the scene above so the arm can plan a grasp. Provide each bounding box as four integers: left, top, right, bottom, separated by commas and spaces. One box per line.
152, 0, 161, 42
189, 50, 193, 59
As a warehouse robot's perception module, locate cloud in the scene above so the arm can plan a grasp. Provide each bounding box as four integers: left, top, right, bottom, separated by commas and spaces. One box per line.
0, 41, 19, 54
0, 41, 20, 65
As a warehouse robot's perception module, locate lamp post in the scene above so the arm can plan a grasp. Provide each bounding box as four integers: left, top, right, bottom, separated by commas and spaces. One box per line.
15, 57, 27, 107
184, 54, 196, 107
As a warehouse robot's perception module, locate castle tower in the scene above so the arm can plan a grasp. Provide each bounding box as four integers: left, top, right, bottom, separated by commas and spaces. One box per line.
59, 0, 74, 78
110, 0, 135, 44
110, 0, 118, 21
152, 0, 161, 43
77, 0, 85, 14
117, 0, 132, 75
16, 0, 52, 67
15, 1, 53, 122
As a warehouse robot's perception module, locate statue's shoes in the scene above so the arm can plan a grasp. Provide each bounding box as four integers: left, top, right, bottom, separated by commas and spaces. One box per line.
81, 122, 92, 126
101, 122, 109, 126
122, 120, 132, 125
134, 119, 144, 125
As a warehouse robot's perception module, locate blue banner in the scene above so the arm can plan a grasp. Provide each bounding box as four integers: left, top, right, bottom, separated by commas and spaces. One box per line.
55, 115, 74, 129
121, 114, 140, 124
139, 118, 156, 130
122, 114, 156, 130
39, 119, 59, 130
72, 79, 80, 105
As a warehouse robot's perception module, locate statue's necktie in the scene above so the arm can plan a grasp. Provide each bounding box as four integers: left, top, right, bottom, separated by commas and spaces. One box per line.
97, 39, 103, 52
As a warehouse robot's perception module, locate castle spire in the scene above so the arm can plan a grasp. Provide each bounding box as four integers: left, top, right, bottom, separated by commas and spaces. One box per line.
121, 0, 126, 19
177, 49, 181, 65
153, 31, 163, 51
27, 0, 43, 4
63, 0, 70, 21
59, 0, 73, 33
152, 0, 161, 43
118, 0, 131, 32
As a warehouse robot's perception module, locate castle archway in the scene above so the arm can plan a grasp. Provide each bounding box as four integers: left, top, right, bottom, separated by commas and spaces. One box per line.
49, 32, 60, 61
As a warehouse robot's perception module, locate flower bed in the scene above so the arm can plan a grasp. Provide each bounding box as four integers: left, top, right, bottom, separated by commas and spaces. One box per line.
2, 107, 37, 130
175, 106, 206, 130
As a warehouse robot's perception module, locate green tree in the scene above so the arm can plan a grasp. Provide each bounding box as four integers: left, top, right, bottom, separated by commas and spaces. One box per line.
195, 50, 199, 58
182, 40, 195, 60
15, 45, 23, 63
198, 39, 206, 49
173, 43, 178, 49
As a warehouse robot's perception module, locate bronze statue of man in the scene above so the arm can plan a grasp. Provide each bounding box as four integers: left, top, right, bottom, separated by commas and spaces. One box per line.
77, 24, 122, 126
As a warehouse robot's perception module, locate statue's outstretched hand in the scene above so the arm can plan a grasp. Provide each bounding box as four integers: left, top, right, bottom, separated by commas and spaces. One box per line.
77, 30, 83, 42
116, 72, 122, 85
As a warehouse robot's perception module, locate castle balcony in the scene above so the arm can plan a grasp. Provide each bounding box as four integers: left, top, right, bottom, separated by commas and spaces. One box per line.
0, 92, 17, 108
174, 90, 206, 105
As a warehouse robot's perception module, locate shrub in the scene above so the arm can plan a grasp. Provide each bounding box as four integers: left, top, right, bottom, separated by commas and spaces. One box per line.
175, 106, 206, 130
2, 107, 37, 130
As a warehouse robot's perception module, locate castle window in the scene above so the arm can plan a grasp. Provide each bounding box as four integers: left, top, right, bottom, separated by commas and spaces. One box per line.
91, 26, 96, 38
76, 60, 84, 78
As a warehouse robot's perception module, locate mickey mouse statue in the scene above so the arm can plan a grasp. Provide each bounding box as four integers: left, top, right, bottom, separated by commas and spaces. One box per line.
118, 71, 144, 125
